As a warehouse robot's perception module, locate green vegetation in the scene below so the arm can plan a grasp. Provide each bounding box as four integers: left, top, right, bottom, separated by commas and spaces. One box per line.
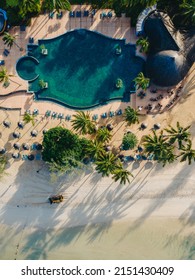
85, 139, 105, 160
115, 78, 123, 89
39, 79, 47, 89
0, 67, 13, 84
71, 111, 96, 135
95, 151, 120, 177
165, 122, 191, 149
96, 127, 112, 143
0, 155, 7, 177
124, 106, 139, 125
112, 168, 133, 185
122, 133, 138, 150
133, 72, 150, 90
136, 37, 149, 53
43, 0, 71, 12
42, 127, 90, 173
178, 140, 195, 165
23, 112, 35, 126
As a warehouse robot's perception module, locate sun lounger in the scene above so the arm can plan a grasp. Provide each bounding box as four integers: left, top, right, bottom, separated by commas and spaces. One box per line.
101, 113, 107, 119
116, 109, 122, 115
83, 10, 89, 17
45, 110, 51, 117
57, 11, 63, 19
66, 115, 71, 121
0, 60, 5, 65
92, 114, 98, 121
29, 37, 34, 44
3, 49, 10, 56
52, 112, 57, 118
91, 9, 96, 17
69, 11, 75, 17
35, 154, 41, 160
3, 81, 10, 88
49, 11, 55, 19
22, 154, 28, 160
109, 111, 115, 117
76, 11, 81, 17
31, 143, 37, 150
107, 12, 112, 18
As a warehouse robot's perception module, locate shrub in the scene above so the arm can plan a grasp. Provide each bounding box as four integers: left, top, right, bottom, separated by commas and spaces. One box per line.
122, 133, 138, 150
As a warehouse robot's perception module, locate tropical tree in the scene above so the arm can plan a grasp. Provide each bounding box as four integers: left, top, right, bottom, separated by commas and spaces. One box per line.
143, 130, 174, 164
115, 78, 123, 89
95, 151, 119, 177
23, 112, 35, 126
43, 0, 71, 12
133, 72, 150, 90
165, 122, 191, 149
122, 133, 138, 150
96, 127, 112, 143
19, 0, 41, 18
178, 140, 195, 165
85, 140, 105, 160
136, 37, 150, 53
124, 106, 139, 125
2, 32, 22, 50
0, 67, 14, 84
180, 0, 195, 25
112, 168, 133, 185
71, 111, 96, 135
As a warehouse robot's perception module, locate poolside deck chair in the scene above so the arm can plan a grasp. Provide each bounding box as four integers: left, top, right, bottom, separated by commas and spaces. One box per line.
116, 109, 122, 115
100, 12, 107, 19
0, 60, 5, 66
3, 81, 10, 88
76, 11, 81, 17
91, 9, 96, 17
83, 10, 89, 17
101, 113, 107, 119
109, 111, 115, 117
57, 11, 63, 19
31, 143, 37, 151
107, 12, 112, 18
35, 154, 41, 160
29, 37, 34, 44
49, 11, 55, 19
3, 49, 10, 56
66, 115, 71, 121
69, 11, 75, 17
45, 110, 51, 117
22, 154, 28, 160
52, 112, 57, 118
92, 114, 98, 121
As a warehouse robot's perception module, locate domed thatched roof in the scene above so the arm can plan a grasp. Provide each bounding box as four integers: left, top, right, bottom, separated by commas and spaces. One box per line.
146, 50, 191, 87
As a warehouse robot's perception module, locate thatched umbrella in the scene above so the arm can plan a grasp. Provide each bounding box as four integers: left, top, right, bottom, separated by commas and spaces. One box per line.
0, 147, 6, 154
141, 123, 147, 129
106, 124, 113, 131
13, 142, 20, 150
3, 120, 11, 128
13, 131, 21, 138
18, 121, 24, 129
154, 123, 161, 130
23, 143, 30, 150
36, 143, 42, 150
31, 130, 38, 137
12, 152, 20, 159
28, 154, 35, 161
42, 129, 48, 135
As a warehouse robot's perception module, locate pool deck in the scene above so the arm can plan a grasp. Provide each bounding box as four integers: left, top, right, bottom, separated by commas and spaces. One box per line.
0, 5, 192, 117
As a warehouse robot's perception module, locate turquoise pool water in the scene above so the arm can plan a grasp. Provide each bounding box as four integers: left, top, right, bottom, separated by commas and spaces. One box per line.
17, 30, 144, 109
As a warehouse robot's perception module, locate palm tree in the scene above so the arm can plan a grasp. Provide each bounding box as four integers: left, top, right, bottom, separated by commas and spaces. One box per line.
85, 140, 105, 160
43, 0, 71, 12
72, 111, 96, 135
165, 122, 191, 149
0, 67, 14, 84
136, 37, 149, 53
95, 151, 119, 177
124, 106, 139, 125
178, 140, 195, 165
96, 127, 112, 143
19, 0, 41, 18
143, 130, 174, 163
133, 72, 150, 90
23, 112, 35, 126
112, 168, 133, 184
180, 0, 195, 25
2, 32, 22, 51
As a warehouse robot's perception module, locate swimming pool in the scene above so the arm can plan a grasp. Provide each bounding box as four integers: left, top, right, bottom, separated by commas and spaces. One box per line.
17, 29, 144, 109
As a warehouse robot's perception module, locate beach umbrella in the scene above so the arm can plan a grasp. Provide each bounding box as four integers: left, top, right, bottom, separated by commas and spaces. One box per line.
13, 142, 20, 149
31, 130, 38, 137
106, 124, 113, 131
141, 123, 147, 129
118, 154, 124, 161
3, 120, 11, 128
0, 147, 6, 154
18, 121, 24, 129
43, 129, 48, 134
154, 123, 161, 130
138, 146, 143, 152
28, 154, 34, 161
23, 143, 30, 150
13, 131, 21, 138
36, 143, 42, 150
12, 152, 20, 159
125, 129, 132, 134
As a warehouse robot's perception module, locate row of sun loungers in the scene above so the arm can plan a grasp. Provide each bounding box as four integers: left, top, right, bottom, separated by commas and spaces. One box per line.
69, 9, 96, 18
101, 109, 122, 119
100, 12, 112, 18
120, 154, 154, 163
